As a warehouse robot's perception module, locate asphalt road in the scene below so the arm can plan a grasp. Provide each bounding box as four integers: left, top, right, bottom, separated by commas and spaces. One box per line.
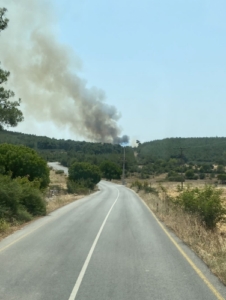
0, 179, 226, 299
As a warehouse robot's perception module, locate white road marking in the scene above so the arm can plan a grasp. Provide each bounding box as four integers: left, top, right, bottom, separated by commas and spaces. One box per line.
68, 188, 120, 300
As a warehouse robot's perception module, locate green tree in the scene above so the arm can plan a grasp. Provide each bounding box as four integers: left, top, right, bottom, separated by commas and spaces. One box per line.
217, 165, 225, 174
0, 144, 50, 188
217, 174, 226, 184
0, 8, 23, 130
185, 169, 195, 179
100, 161, 122, 181
68, 162, 101, 190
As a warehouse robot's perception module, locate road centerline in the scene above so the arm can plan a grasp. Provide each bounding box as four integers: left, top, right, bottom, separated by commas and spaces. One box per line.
68, 188, 120, 300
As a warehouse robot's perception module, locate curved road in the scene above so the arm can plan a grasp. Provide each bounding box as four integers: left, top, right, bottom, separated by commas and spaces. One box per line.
0, 179, 226, 299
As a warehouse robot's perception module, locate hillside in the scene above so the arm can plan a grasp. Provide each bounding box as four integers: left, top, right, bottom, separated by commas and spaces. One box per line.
137, 137, 226, 164
0, 130, 137, 172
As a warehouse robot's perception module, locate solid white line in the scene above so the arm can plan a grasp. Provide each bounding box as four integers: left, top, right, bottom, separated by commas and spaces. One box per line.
68, 188, 120, 300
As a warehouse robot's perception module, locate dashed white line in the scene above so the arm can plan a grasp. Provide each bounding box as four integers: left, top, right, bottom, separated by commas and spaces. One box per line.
68, 188, 119, 300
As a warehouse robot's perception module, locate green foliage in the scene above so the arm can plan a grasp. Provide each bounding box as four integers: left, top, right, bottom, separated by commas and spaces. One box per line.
217, 165, 225, 174
0, 8, 23, 130
16, 208, 33, 222
100, 160, 122, 180
0, 8, 8, 31
0, 174, 21, 216
167, 171, 184, 182
66, 179, 90, 194
0, 175, 46, 220
217, 174, 226, 184
0, 143, 50, 188
0, 130, 138, 173
136, 137, 226, 165
68, 162, 101, 190
18, 177, 46, 216
176, 185, 226, 229
199, 173, 206, 180
185, 169, 195, 179
199, 164, 213, 173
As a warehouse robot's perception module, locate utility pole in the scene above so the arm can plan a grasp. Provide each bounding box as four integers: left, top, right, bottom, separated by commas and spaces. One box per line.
175, 147, 188, 190
179, 147, 187, 190
122, 147, 126, 185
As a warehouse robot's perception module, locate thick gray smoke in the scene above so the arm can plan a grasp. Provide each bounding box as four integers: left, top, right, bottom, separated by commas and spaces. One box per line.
0, 0, 129, 144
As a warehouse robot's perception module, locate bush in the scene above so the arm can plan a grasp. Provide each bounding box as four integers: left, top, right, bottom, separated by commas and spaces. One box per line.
19, 181, 46, 216
217, 174, 226, 184
67, 179, 90, 195
176, 185, 226, 229
0, 143, 50, 188
131, 180, 142, 192
0, 218, 10, 233
199, 173, 206, 180
68, 162, 101, 190
100, 161, 122, 181
0, 174, 21, 217
16, 208, 33, 222
185, 169, 197, 180
167, 171, 184, 182
0, 175, 46, 220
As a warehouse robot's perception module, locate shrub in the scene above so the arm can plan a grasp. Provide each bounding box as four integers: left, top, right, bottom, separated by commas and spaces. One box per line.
217, 174, 226, 184
185, 169, 195, 179
0, 175, 46, 220
0, 218, 10, 233
176, 185, 226, 229
131, 180, 142, 192
16, 208, 33, 222
0, 143, 50, 188
0, 174, 21, 217
199, 173, 205, 180
100, 161, 122, 181
167, 171, 184, 182
19, 182, 46, 216
68, 162, 101, 190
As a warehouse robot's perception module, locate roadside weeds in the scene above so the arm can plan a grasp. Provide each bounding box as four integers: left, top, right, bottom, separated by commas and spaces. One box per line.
131, 186, 226, 286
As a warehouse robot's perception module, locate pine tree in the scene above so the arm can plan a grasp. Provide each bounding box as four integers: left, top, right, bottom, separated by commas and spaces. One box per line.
0, 8, 23, 129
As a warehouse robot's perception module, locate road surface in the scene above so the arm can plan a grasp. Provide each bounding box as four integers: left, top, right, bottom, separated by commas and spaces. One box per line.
0, 179, 226, 299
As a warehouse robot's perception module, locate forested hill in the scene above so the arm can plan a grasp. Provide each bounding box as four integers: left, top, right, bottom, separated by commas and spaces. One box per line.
137, 137, 226, 164
0, 129, 122, 153
2, 130, 226, 173
0, 130, 137, 171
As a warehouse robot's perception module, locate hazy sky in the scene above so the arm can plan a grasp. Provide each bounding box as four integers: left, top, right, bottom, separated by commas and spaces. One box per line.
1, 0, 226, 144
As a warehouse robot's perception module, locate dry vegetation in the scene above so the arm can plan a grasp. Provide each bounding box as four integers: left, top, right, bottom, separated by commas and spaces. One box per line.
0, 169, 85, 241
46, 169, 84, 214
130, 174, 226, 284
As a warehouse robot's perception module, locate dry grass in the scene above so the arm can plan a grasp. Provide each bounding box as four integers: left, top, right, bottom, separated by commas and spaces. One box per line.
46, 193, 84, 214
130, 178, 226, 285
46, 169, 87, 213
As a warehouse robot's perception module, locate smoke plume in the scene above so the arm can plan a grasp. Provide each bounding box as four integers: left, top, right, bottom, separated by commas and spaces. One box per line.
0, 0, 129, 144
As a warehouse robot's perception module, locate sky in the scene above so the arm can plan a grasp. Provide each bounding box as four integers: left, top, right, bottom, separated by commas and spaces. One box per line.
1, 0, 226, 144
